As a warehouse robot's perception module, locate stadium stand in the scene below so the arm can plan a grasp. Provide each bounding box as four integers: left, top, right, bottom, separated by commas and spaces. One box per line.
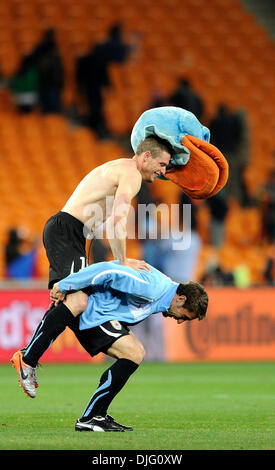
0, 0, 274, 284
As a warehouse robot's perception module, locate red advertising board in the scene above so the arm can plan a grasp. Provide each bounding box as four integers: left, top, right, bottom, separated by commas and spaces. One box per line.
0, 288, 274, 363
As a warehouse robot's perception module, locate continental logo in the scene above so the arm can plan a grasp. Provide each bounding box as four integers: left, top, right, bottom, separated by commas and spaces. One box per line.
185, 304, 275, 357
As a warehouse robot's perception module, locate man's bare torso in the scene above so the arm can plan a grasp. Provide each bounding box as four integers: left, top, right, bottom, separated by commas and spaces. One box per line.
62, 158, 141, 232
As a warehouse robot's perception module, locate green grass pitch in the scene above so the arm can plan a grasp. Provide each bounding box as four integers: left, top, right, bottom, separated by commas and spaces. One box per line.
0, 362, 274, 450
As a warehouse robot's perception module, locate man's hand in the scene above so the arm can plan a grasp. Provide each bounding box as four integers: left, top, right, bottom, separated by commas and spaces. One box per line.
121, 258, 151, 272
50, 282, 66, 307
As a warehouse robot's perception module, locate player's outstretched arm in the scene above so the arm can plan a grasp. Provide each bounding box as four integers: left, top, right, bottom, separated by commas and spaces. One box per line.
106, 169, 150, 272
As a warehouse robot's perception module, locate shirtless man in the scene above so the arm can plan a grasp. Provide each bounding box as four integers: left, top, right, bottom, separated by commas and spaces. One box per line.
48, 135, 171, 294
11, 136, 172, 380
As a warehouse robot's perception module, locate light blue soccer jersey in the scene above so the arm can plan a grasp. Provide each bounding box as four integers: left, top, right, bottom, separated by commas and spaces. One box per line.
58, 261, 179, 330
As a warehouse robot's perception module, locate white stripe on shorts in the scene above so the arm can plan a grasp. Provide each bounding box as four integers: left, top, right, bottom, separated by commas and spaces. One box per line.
99, 324, 122, 338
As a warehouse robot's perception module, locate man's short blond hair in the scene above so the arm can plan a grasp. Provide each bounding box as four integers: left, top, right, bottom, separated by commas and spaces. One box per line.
136, 136, 173, 158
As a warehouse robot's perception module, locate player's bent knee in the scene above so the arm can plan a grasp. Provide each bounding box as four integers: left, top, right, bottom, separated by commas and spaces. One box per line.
121, 344, 145, 364
134, 343, 146, 364
123, 341, 145, 364
107, 335, 145, 364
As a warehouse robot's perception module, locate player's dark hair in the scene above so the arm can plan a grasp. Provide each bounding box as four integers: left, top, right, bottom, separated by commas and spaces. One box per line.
136, 136, 173, 158
176, 281, 208, 320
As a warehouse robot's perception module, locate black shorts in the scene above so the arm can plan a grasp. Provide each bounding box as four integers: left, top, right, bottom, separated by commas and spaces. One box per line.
43, 211, 88, 289
70, 319, 130, 357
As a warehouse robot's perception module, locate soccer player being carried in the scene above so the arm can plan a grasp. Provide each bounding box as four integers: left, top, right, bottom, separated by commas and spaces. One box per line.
11, 136, 172, 389
12, 260, 208, 432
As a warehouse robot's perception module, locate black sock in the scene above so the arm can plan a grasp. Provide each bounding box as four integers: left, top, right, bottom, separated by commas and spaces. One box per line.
80, 358, 139, 422
23, 303, 75, 367
24, 305, 54, 353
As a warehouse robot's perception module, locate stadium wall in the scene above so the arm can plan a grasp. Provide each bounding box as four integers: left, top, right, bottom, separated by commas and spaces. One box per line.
0, 287, 274, 363
164, 288, 275, 362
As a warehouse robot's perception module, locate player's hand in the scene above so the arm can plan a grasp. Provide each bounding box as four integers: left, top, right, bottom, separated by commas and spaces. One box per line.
122, 258, 151, 272
50, 283, 66, 306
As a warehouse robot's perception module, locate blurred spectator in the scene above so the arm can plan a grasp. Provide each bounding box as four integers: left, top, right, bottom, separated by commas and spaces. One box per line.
76, 42, 111, 138
259, 168, 275, 243
201, 257, 234, 286
206, 190, 229, 247
169, 78, 204, 120
8, 55, 39, 113
264, 244, 275, 285
29, 28, 64, 114
160, 193, 202, 281
5, 227, 38, 279
209, 104, 237, 154
209, 104, 250, 204
103, 23, 133, 63
5, 229, 22, 266
231, 109, 251, 206
76, 23, 136, 138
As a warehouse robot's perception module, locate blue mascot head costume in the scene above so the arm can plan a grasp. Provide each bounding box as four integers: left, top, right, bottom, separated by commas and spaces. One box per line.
130, 106, 228, 199
131, 106, 210, 167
